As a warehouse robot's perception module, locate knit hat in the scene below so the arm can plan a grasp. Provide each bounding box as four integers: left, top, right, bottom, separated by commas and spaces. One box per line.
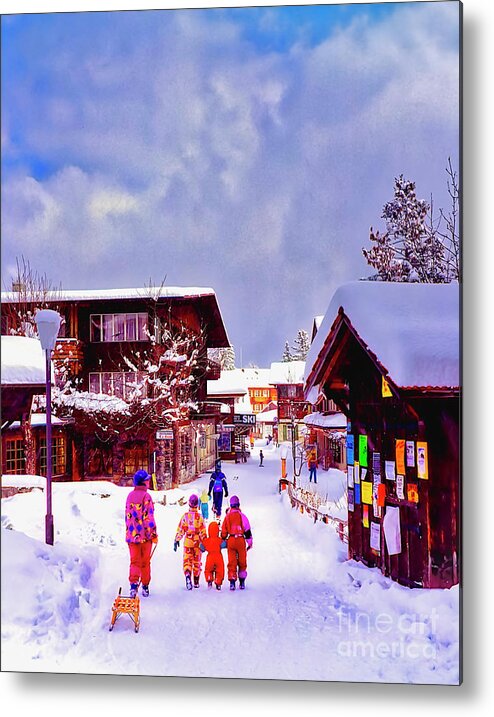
133, 470, 150, 486
230, 495, 240, 508
189, 494, 199, 507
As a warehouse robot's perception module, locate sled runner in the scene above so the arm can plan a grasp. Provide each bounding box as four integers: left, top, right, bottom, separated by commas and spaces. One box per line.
109, 587, 140, 633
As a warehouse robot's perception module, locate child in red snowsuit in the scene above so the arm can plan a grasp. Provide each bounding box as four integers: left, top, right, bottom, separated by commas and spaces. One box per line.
221, 495, 253, 591
174, 494, 207, 590
125, 470, 158, 598
200, 520, 227, 590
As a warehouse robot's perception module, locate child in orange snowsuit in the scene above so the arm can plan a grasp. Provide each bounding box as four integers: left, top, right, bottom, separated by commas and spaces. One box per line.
221, 495, 253, 590
174, 494, 207, 590
200, 520, 227, 590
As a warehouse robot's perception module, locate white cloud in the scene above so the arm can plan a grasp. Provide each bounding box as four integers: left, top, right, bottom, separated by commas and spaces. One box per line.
1, 3, 459, 364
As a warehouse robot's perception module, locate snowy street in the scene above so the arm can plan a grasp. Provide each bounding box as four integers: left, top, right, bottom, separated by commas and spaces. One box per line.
1, 441, 459, 683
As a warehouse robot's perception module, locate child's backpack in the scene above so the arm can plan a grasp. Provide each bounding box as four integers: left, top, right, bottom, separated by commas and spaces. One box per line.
213, 476, 224, 493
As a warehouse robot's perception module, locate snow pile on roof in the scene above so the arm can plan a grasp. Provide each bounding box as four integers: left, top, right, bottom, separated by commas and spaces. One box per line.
269, 361, 306, 385
5, 414, 67, 430
207, 367, 271, 396
1, 286, 216, 303
303, 412, 347, 429
1, 336, 49, 385
305, 281, 459, 389
256, 409, 277, 423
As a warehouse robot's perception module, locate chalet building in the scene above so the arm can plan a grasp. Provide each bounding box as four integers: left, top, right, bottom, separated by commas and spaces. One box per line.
206, 369, 257, 461
304, 281, 460, 589
243, 369, 277, 415
303, 403, 347, 471
1, 336, 54, 481
269, 361, 309, 444
1, 287, 229, 488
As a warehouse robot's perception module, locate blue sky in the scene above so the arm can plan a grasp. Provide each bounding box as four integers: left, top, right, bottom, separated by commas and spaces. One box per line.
1, 2, 460, 366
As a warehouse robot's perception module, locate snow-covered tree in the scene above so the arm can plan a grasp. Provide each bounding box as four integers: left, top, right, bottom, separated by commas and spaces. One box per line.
208, 345, 236, 370
291, 329, 310, 361
53, 317, 208, 441
362, 168, 459, 283
282, 341, 293, 362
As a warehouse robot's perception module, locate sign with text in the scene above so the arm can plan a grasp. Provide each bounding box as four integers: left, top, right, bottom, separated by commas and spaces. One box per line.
233, 414, 256, 426
156, 429, 174, 440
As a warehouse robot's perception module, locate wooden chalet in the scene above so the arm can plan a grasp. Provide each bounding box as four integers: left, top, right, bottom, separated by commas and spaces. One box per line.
1, 286, 229, 488
269, 361, 310, 444
304, 281, 460, 589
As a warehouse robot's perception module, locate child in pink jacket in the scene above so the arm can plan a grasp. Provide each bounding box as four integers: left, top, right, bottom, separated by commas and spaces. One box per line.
125, 470, 158, 598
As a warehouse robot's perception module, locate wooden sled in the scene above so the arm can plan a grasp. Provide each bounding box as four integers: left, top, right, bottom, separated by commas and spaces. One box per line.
109, 587, 140, 633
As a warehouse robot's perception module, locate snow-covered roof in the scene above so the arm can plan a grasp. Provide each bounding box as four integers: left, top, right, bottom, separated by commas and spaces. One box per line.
269, 361, 306, 385
207, 367, 271, 396
5, 413, 67, 430
1, 336, 52, 385
303, 412, 347, 429
1, 286, 216, 303
314, 315, 324, 330
256, 409, 278, 423
305, 281, 459, 390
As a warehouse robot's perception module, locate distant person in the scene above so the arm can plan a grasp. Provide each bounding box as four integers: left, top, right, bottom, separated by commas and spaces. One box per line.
259, 450, 264, 467
125, 470, 158, 598
208, 464, 229, 518
221, 496, 253, 590
308, 450, 318, 483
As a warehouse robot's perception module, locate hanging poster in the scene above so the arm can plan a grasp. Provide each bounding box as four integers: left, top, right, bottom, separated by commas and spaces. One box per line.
354, 483, 361, 506
370, 522, 381, 552
417, 442, 429, 479
361, 481, 373, 505
377, 483, 387, 507
383, 506, 402, 555
354, 461, 360, 484
407, 483, 419, 503
382, 376, 392, 397
372, 452, 381, 474
372, 483, 381, 519
406, 440, 415, 467
361, 468, 367, 482
395, 439, 406, 475
347, 465, 354, 488
362, 504, 369, 528
385, 460, 396, 481
346, 434, 354, 465
359, 434, 368, 467
396, 474, 405, 500
348, 488, 355, 512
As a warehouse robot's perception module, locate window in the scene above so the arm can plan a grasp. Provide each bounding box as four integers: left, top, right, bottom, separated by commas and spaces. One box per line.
90, 313, 148, 342
5, 438, 26, 474
287, 385, 297, 398
180, 431, 193, 469
89, 371, 145, 400
124, 443, 148, 476
39, 435, 66, 477
263, 389, 269, 397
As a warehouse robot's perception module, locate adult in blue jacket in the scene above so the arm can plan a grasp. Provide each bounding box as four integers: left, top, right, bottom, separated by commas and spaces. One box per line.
208, 465, 229, 518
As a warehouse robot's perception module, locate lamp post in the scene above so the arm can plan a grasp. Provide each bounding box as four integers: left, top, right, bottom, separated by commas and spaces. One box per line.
35, 309, 62, 545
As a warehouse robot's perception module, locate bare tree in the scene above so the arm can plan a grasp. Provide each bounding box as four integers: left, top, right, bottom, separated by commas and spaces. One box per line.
2, 255, 64, 336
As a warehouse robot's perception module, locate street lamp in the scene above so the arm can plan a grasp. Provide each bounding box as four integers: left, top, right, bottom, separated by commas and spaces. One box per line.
35, 309, 62, 545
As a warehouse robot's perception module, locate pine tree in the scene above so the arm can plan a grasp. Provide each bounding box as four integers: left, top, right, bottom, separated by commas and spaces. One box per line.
282, 341, 293, 362
362, 173, 453, 283
291, 329, 310, 361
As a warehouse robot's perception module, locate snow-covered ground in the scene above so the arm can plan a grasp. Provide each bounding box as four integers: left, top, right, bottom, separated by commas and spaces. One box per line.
1, 440, 459, 683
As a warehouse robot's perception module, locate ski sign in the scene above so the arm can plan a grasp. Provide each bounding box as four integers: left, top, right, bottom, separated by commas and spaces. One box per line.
233, 414, 256, 425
